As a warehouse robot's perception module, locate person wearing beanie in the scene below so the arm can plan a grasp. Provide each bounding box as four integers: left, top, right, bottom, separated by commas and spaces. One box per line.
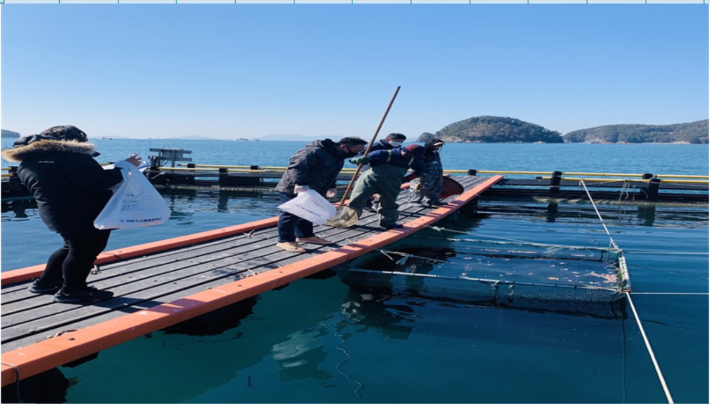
353, 133, 408, 212
1, 125, 142, 304
347, 145, 425, 229
410, 138, 446, 206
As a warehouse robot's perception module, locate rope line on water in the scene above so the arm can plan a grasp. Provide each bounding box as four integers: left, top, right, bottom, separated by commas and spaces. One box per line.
373, 248, 620, 291
621, 318, 628, 403
427, 225, 632, 253
331, 320, 364, 398
579, 179, 620, 250
625, 292, 675, 404
630, 292, 708, 296
582, 180, 674, 402
624, 251, 708, 255
1, 361, 22, 403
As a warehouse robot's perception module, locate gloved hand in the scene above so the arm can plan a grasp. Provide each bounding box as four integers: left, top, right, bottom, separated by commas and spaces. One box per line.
349, 156, 370, 165
294, 185, 310, 194
326, 188, 337, 198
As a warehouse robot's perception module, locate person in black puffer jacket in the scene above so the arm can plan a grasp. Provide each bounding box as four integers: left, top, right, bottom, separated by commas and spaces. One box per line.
2, 125, 141, 304
275, 137, 366, 252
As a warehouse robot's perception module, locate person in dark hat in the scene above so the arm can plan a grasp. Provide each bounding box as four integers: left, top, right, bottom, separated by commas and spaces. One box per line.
410, 138, 446, 206
355, 133, 408, 212
275, 137, 367, 252
347, 144, 425, 229
2, 125, 142, 303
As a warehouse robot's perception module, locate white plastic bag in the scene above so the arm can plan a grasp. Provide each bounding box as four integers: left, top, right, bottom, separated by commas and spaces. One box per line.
94, 161, 171, 230
278, 189, 337, 225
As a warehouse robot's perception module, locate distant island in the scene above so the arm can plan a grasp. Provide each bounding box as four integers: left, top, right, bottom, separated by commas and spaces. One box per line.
258, 134, 322, 142
416, 116, 708, 144
1, 130, 20, 139
562, 119, 708, 144
417, 116, 563, 143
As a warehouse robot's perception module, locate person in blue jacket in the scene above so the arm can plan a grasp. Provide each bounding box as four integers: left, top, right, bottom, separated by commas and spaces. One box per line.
357, 133, 407, 211
364, 133, 406, 155
347, 145, 425, 229
2, 125, 141, 303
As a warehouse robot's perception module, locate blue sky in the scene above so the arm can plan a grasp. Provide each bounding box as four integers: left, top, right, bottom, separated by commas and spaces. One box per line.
1, 5, 708, 139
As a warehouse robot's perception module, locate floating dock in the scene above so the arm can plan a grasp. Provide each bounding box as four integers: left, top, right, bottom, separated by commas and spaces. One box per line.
1, 175, 501, 387
4, 163, 707, 202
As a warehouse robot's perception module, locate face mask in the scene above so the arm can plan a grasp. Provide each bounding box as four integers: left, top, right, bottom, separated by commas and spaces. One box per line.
389, 141, 403, 147
340, 146, 359, 158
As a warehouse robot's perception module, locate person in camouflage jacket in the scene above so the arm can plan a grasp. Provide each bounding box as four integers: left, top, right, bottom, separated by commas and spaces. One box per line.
410, 139, 445, 206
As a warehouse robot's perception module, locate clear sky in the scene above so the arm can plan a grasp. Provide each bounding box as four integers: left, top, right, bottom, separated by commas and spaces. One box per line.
1, 5, 708, 140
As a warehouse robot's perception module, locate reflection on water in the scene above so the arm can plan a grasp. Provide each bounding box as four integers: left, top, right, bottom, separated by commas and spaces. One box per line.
1, 190, 706, 403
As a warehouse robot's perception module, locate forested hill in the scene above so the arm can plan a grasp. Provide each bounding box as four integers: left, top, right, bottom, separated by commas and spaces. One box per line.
1, 130, 20, 139
562, 120, 708, 144
417, 116, 563, 143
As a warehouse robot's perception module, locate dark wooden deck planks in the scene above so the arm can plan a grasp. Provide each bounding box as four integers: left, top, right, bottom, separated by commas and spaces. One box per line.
2, 175, 486, 350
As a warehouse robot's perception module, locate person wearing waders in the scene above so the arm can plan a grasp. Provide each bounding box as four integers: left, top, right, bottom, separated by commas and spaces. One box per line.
410, 138, 446, 206
347, 145, 425, 229
356, 133, 407, 212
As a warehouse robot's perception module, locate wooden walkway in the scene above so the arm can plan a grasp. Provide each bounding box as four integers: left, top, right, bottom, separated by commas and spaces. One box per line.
0, 175, 502, 385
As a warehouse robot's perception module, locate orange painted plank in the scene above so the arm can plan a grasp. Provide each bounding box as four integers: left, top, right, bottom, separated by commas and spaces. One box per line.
1, 175, 502, 385
1, 218, 278, 286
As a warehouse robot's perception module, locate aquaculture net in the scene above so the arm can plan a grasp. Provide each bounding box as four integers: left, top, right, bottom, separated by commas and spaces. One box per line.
339, 238, 630, 318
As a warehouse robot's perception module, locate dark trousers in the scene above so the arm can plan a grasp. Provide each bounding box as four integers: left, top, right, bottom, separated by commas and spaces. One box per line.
277, 192, 315, 242
39, 231, 112, 292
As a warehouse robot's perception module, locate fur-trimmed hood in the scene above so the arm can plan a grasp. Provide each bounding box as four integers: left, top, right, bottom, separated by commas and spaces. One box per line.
2, 139, 97, 163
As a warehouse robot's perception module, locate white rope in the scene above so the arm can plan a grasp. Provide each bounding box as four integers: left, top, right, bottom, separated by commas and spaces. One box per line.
379, 250, 448, 264
443, 236, 620, 253
631, 292, 708, 296
625, 251, 708, 255
579, 179, 620, 250
579, 180, 674, 401
428, 225, 625, 253
379, 250, 397, 262
625, 292, 674, 403
428, 225, 572, 246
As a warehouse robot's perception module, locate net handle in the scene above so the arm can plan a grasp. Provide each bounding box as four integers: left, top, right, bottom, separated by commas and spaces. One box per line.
338, 86, 401, 204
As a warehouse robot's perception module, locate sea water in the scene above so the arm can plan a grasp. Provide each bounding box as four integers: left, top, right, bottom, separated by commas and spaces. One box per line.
1, 139, 708, 403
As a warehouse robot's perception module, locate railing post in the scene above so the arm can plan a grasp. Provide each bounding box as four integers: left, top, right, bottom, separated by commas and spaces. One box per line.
550, 171, 562, 195
218, 167, 229, 187
647, 178, 661, 200
467, 169, 477, 176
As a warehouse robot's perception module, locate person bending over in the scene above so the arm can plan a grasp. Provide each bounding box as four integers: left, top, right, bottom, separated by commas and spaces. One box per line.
347, 145, 425, 230
275, 137, 366, 252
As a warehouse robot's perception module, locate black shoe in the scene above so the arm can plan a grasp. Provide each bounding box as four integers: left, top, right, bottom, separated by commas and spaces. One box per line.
428, 200, 446, 206
27, 280, 61, 295
53, 287, 114, 304
380, 223, 403, 230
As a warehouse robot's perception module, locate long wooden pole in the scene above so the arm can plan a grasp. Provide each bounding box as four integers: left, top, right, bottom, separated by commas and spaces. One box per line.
338, 86, 401, 204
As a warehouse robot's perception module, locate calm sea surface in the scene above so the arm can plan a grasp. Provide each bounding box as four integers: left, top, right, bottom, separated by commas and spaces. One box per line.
1, 139, 708, 403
